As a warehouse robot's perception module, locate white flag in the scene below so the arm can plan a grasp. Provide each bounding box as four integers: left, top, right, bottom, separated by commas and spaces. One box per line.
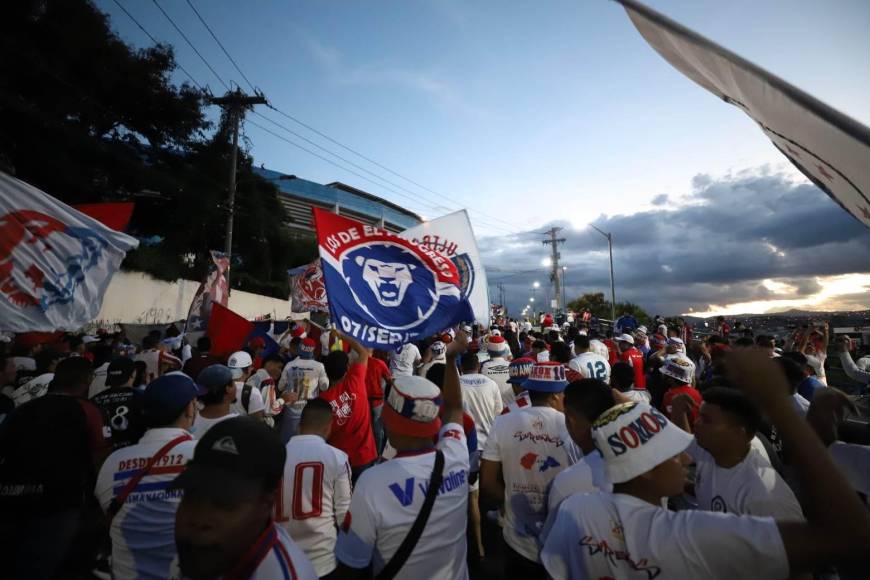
618, 0, 870, 227
0, 172, 139, 331
400, 210, 491, 327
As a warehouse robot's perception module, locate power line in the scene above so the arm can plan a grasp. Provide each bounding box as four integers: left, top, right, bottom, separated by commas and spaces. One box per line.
265, 103, 527, 231
110, 0, 203, 90
150, 0, 230, 90
183, 0, 256, 92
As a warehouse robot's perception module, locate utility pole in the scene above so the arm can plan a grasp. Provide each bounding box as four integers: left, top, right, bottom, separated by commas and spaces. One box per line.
210, 89, 267, 292
542, 227, 566, 313
589, 224, 616, 324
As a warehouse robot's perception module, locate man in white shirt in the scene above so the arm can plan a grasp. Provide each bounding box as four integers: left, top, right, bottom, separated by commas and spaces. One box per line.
95, 374, 203, 579
389, 342, 421, 377
278, 399, 351, 578
546, 379, 615, 521
480, 335, 512, 406
541, 351, 870, 579
227, 351, 266, 421
672, 386, 804, 520
418, 340, 446, 378
481, 361, 578, 577
336, 331, 470, 579
458, 352, 503, 558
171, 417, 317, 579
279, 338, 329, 440
568, 334, 611, 383
191, 365, 238, 439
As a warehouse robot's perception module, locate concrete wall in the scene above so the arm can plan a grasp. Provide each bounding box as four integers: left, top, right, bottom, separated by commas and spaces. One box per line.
94, 271, 293, 325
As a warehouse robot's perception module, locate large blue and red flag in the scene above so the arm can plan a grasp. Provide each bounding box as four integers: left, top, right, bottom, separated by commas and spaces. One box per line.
312, 208, 473, 349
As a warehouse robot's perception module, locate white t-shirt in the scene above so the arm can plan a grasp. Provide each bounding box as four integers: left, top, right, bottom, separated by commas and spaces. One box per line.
95, 428, 197, 580
480, 356, 512, 406
589, 339, 610, 360
279, 358, 329, 417
230, 381, 266, 416
541, 492, 789, 580
791, 393, 811, 417
482, 406, 580, 561
547, 450, 610, 515
568, 352, 611, 383
829, 441, 870, 502
190, 412, 238, 439
459, 373, 503, 450
277, 434, 352, 577
389, 344, 421, 377
689, 440, 804, 520
623, 389, 652, 404
336, 423, 470, 580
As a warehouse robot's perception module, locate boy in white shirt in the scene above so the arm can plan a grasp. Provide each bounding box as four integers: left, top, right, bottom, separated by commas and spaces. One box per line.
568, 334, 611, 383
191, 365, 238, 439
227, 351, 266, 421
336, 331, 470, 580
278, 399, 351, 578
278, 338, 329, 439
480, 335, 512, 406
673, 386, 804, 520
542, 351, 870, 579
389, 343, 421, 377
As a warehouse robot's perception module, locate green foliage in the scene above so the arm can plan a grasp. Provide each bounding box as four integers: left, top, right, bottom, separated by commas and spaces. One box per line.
0, 0, 317, 300
567, 292, 650, 324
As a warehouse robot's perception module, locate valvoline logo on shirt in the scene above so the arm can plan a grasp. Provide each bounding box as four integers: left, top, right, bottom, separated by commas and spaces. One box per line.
313, 208, 473, 349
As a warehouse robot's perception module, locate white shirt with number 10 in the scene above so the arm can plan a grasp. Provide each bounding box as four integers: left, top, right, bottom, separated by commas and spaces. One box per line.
568, 352, 611, 383
276, 434, 352, 577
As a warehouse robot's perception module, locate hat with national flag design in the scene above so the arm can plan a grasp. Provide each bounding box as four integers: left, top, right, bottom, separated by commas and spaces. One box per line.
487, 334, 509, 354
522, 361, 568, 393
382, 375, 443, 437
291, 324, 306, 339
298, 337, 317, 359
507, 356, 536, 384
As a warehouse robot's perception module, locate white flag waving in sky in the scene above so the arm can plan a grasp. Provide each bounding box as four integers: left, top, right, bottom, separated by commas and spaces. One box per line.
618, 0, 870, 228
401, 210, 491, 327
0, 172, 139, 331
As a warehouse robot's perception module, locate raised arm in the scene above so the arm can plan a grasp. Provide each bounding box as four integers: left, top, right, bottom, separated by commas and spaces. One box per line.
836, 337, 870, 385
442, 329, 467, 425
335, 329, 369, 367
727, 351, 870, 573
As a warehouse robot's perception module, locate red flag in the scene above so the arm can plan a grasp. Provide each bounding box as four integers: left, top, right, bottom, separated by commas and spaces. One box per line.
72, 202, 135, 232
207, 303, 254, 359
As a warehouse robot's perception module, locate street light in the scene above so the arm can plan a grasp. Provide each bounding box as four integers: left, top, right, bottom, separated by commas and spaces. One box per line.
561, 266, 568, 314
589, 223, 616, 324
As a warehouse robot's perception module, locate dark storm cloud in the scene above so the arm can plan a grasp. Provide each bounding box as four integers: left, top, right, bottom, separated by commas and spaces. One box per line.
481, 169, 870, 316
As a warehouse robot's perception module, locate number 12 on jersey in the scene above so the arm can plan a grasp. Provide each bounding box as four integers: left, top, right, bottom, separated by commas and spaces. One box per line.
586, 361, 607, 380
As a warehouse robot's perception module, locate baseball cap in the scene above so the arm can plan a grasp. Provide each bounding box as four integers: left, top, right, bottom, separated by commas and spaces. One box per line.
197, 364, 234, 394
657, 324, 668, 335
106, 357, 136, 387
291, 325, 306, 339
381, 375, 443, 438
169, 417, 286, 499
616, 333, 635, 345
487, 335, 508, 354
462, 325, 473, 334
667, 337, 686, 353
143, 373, 206, 424
659, 356, 695, 384
227, 351, 253, 379
522, 361, 568, 393
637, 325, 648, 334
592, 401, 693, 484
507, 357, 536, 384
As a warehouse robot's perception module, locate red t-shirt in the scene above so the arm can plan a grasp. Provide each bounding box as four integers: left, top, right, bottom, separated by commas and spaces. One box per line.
662, 385, 702, 424
365, 356, 391, 406
320, 362, 377, 467
620, 347, 646, 389
603, 339, 619, 366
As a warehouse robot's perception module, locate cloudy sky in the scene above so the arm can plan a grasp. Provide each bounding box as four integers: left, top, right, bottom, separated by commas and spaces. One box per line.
96, 0, 870, 316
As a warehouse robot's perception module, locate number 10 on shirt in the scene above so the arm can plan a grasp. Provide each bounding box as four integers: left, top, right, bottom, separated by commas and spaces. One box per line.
275, 462, 325, 521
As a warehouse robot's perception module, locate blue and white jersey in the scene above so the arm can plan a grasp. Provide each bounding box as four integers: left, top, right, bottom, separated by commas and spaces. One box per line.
95, 427, 196, 580
336, 423, 470, 580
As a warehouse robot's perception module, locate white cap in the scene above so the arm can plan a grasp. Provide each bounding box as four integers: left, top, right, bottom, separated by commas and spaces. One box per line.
659, 355, 695, 384
82, 335, 101, 344
592, 402, 693, 484
227, 350, 253, 379
657, 324, 668, 335
616, 333, 635, 345
637, 325, 648, 334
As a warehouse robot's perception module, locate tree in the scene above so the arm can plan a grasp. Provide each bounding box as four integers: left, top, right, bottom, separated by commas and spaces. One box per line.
0, 0, 317, 298
567, 292, 651, 324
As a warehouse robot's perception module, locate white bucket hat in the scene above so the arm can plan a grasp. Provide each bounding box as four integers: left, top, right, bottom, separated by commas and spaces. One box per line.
592, 401, 693, 483
616, 333, 635, 345
659, 355, 695, 384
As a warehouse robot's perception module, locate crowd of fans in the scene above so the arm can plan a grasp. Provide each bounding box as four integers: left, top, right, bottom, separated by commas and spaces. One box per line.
0, 313, 869, 579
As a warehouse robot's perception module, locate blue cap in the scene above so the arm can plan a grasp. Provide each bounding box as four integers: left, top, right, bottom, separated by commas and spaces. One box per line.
143, 374, 207, 422
197, 364, 234, 392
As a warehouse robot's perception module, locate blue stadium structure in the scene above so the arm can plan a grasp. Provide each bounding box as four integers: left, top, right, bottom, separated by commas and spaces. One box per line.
254, 167, 423, 236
